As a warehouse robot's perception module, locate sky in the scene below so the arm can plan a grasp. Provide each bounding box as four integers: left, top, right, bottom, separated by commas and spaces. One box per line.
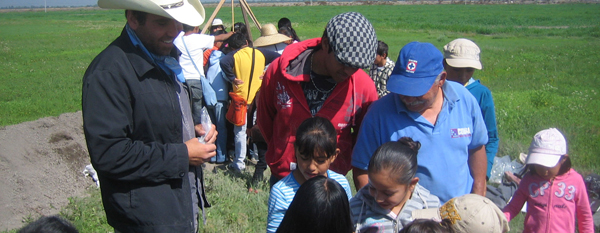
0, 0, 98, 8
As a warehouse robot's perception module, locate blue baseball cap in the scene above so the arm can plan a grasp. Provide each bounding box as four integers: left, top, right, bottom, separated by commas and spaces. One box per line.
387, 42, 444, 97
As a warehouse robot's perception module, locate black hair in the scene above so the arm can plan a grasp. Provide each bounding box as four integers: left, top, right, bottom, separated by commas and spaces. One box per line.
227, 33, 248, 50
368, 137, 420, 184
18, 215, 79, 233
278, 17, 292, 29
399, 219, 454, 233
294, 116, 337, 160
278, 26, 294, 39
278, 17, 300, 42
377, 40, 389, 56
527, 155, 572, 176
276, 176, 353, 233
127, 10, 147, 25
320, 30, 333, 53
182, 24, 195, 32
233, 22, 253, 47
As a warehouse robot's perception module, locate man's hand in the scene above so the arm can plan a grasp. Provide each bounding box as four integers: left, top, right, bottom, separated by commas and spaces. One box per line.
185, 124, 218, 166
195, 124, 217, 144
233, 78, 244, 88
469, 145, 487, 196
185, 138, 216, 166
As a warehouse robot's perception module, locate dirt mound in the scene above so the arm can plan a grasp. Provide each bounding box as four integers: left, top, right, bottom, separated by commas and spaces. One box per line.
0, 112, 93, 231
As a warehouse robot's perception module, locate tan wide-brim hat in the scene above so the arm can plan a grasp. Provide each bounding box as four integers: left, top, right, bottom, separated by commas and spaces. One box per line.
253, 23, 292, 47
98, 0, 206, 27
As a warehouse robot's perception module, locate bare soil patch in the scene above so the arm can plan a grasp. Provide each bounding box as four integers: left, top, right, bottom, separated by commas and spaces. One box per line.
0, 112, 93, 231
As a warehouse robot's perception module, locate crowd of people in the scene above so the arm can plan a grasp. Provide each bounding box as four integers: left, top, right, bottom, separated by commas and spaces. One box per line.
67, 0, 599, 232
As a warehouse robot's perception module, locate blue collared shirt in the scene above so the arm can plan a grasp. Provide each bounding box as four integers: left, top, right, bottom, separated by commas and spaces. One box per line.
352, 81, 488, 202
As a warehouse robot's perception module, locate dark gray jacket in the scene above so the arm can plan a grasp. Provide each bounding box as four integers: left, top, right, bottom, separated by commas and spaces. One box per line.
82, 28, 203, 232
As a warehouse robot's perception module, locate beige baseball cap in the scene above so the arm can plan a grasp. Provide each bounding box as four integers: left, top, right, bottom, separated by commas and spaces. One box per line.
412, 194, 509, 233
443, 38, 482, 70
98, 0, 206, 27
526, 128, 567, 168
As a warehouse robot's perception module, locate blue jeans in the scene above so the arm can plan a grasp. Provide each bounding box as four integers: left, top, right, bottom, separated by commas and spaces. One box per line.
232, 116, 247, 170
209, 101, 227, 163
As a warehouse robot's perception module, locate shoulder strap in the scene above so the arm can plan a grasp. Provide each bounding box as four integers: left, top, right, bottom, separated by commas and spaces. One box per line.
182, 36, 204, 80
246, 48, 256, 100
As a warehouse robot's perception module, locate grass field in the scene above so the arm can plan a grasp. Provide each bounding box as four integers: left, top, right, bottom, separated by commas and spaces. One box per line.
1, 3, 599, 232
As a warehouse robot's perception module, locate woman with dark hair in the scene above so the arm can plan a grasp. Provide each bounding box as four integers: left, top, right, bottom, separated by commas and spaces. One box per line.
277, 17, 300, 42
276, 176, 353, 233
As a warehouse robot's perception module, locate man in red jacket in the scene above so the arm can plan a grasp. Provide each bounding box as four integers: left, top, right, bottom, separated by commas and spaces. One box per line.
257, 12, 379, 186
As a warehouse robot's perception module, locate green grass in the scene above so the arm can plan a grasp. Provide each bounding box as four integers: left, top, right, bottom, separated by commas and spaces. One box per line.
1, 3, 599, 232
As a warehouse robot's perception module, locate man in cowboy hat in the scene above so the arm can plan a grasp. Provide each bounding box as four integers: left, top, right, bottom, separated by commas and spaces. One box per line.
82, 0, 217, 232
256, 12, 379, 186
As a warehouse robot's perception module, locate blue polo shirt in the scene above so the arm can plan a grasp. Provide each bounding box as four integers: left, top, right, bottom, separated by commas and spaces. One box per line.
352, 81, 488, 202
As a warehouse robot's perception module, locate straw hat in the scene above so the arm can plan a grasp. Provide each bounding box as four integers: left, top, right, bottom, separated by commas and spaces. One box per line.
253, 24, 292, 47
98, 0, 206, 27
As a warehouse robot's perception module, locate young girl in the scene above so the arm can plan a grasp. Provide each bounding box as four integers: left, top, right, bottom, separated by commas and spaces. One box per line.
350, 137, 441, 233
276, 176, 353, 233
503, 128, 594, 233
267, 116, 353, 233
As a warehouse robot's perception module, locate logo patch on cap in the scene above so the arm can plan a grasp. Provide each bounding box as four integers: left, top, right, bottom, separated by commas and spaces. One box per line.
406, 59, 417, 73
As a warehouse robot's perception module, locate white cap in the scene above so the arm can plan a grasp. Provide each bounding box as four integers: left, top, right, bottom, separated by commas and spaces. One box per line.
212, 18, 223, 26
526, 128, 567, 168
412, 194, 509, 233
443, 38, 482, 70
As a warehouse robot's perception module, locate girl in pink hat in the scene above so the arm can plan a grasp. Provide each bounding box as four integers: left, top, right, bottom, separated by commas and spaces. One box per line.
502, 128, 594, 233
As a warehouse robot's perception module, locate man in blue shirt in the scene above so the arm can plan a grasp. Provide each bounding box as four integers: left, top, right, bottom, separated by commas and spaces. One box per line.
443, 38, 499, 179
352, 42, 488, 202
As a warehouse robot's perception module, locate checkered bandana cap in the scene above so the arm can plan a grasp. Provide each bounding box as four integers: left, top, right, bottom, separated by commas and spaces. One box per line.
326, 12, 377, 69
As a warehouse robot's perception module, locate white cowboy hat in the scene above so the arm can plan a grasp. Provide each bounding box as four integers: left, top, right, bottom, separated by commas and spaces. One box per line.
98, 0, 206, 27
253, 24, 292, 47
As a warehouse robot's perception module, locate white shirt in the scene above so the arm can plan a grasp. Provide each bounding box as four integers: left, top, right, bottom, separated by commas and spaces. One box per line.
173, 31, 215, 80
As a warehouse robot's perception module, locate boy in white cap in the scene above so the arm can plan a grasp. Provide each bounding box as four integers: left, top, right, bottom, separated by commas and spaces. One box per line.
412, 194, 510, 233
443, 38, 499, 180
82, 0, 217, 231
502, 128, 594, 233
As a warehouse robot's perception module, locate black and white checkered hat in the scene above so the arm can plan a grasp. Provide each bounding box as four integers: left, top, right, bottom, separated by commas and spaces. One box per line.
325, 12, 377, 69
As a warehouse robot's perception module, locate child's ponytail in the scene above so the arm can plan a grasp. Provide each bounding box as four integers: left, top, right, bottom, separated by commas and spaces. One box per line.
368, 137, 420, 185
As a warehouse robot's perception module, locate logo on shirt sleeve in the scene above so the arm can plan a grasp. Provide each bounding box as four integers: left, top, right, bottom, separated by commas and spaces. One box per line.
451, 127, 472, 138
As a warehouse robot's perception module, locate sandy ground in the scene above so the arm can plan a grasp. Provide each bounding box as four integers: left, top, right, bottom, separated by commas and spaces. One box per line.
0, 111, 93, 231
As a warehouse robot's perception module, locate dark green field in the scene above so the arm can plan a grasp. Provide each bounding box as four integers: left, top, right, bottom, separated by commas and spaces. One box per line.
1, 4, 599, 232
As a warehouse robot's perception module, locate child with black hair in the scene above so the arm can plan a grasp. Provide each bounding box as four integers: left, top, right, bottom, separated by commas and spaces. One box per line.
503, 128, 594, 233
267, 116, 353, 233
350, 137, 440, 233
276, 176, 353, 233
398, 219, 453, 233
